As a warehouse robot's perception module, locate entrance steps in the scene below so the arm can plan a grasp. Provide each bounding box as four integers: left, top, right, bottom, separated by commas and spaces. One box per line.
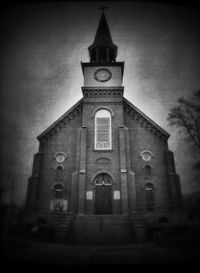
67, 215, 133, 245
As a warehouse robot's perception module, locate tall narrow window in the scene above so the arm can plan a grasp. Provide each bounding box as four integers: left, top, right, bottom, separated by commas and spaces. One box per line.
56, 166, 64, 180
95, 109, 112, 150
144, 165, 151, 177
54, 184, 64, 199
145, 183, 155, 211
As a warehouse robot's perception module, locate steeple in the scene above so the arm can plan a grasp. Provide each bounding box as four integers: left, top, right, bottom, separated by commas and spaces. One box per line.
88, 10, 118, 63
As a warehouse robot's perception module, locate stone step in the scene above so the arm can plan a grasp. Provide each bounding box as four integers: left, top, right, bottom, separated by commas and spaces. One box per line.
69, 215, 133, 245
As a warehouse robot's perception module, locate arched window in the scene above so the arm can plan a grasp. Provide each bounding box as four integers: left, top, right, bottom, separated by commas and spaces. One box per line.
50, 184, 67, 214
145, 183, 155, 211
144, 165, 151, 177
54, 184, 64, 199
56, 166, 64, 180
95, 173, 112, 185
95, 109, 112, 150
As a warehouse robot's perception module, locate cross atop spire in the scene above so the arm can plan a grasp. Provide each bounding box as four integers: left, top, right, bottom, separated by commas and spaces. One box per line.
98, 6, 109, 14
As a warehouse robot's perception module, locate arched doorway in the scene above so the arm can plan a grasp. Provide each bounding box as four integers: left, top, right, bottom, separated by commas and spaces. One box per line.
94, 173, 112, 214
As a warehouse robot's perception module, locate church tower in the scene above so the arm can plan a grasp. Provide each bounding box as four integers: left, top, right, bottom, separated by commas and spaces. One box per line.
78, 10, 127, 216
25, 10, 183, 244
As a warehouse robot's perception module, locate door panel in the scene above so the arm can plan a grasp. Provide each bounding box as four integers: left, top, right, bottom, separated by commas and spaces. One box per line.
95, 185, 112, 214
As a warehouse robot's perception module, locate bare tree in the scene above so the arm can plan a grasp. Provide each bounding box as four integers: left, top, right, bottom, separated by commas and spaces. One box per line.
167, 90, 200, 154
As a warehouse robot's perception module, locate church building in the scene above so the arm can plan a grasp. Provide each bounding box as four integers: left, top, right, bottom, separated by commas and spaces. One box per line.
26, 11, 183, 244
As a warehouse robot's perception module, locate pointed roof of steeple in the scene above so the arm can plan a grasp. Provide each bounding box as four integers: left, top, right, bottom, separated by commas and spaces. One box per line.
93, 12, 113, 46
88, 10, 117, 51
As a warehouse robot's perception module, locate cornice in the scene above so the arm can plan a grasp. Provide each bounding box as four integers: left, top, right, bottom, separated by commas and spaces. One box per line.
82, 86, 124, 99
123, 98, 170, 140
38, 99, 83, 143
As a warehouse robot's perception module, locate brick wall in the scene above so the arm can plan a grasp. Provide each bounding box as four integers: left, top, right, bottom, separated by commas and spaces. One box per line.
27, 105, 83, 214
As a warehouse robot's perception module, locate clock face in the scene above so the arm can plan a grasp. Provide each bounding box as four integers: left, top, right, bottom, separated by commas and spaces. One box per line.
94, 68, 112, 82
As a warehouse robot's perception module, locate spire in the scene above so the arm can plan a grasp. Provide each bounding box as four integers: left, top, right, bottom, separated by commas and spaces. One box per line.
88, 8, 118, 63
93, 11, 113, 46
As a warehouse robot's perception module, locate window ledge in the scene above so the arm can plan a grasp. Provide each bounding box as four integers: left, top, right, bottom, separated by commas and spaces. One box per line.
93, 149, 113, 152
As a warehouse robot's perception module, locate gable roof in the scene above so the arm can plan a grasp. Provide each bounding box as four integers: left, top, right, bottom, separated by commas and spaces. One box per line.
37, 96, 169, 141
123, 97, 170, 138
37, 98, 83, 140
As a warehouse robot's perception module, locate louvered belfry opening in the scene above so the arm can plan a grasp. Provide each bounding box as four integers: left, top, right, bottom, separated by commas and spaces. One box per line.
88, 12, 118, 63
95, 109, 111, 150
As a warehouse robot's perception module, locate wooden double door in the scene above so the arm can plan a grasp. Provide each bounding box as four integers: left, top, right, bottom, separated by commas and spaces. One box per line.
95, 174, 112, 215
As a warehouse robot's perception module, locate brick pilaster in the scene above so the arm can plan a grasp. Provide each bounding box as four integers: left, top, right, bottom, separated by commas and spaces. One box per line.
78, 126, 87, 214
119, 126, 128, 214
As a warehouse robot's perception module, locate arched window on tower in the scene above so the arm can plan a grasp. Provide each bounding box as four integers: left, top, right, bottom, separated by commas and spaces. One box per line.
145, 183, 155, 211
95, 109, 112, 150
56, 165, 64, 180
54, 184, 64, 199
144, 165, 151, 177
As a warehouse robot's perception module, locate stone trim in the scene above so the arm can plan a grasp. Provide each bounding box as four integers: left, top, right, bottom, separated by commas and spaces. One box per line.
139, 150, 154, 158
82, 87, 124, 100
54, 164, 65, 171
53, 151, 68, 160
91, 170, 115, 185
91, 106, 114, 117
51, 182, 65, 190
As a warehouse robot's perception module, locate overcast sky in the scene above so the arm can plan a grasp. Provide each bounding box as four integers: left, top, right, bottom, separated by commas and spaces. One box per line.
1, 1, 200, 205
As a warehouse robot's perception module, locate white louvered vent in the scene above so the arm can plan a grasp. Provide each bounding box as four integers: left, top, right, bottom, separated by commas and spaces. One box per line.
95, 110, 111, 150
